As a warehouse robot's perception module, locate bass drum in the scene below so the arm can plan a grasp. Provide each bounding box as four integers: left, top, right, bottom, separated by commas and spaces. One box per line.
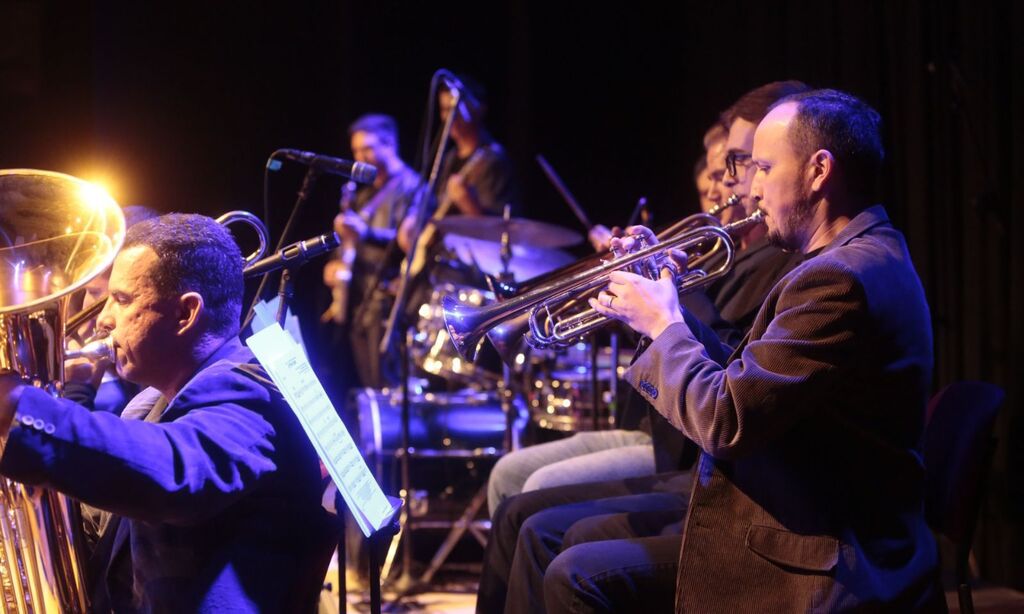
353, 388, 525, 463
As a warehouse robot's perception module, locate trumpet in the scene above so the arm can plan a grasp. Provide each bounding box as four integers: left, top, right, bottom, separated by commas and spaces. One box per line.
442, 208, 765, 363
491, 194, 743, 302
705, 193, 743, 218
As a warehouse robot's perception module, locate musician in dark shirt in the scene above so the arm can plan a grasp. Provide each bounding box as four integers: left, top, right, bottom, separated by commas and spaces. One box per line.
398, 76, 519, 254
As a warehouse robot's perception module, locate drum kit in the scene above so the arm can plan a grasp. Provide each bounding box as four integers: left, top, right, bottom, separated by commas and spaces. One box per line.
358, 213, 625, 463
352, 212, 631, 590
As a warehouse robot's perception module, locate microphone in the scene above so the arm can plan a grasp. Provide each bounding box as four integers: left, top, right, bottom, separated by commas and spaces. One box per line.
271, 149, 377, 184
441, 74, 474, 122
441, 74, 465, 96
244, 232, 342, 278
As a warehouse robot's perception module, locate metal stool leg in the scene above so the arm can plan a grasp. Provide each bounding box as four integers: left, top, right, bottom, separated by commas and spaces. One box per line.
415, 484, 489, 586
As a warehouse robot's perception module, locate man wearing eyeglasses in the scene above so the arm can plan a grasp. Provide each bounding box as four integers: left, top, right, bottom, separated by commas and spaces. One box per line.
706, 81, 812, 335
478, 81, 810, 614
568, 88, 942, 613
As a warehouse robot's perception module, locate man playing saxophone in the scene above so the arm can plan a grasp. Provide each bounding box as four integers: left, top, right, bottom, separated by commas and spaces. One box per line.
0, 214, 335, 613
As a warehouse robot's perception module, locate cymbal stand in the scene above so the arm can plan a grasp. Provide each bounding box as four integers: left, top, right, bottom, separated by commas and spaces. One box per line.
377, 71, 461, 600
591, 339, 600, 431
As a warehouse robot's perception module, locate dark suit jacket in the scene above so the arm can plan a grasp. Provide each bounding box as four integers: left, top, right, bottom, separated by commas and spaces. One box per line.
625, 206, 942, 612
1, 338, 335, 613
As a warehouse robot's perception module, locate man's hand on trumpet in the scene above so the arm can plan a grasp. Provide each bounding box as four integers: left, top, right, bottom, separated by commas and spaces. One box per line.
589, 225, 689, 340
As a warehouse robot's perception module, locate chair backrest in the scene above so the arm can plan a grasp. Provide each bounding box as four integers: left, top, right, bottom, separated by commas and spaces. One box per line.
923, 381, 1005, 544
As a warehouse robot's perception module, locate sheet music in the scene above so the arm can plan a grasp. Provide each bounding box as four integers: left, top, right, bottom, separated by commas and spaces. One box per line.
246, 323, 392, 537
251, 298, 308, 360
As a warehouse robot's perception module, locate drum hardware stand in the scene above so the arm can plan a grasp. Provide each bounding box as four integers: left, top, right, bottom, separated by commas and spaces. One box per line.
406, 214, 523, 587
608, 332, 620, 427
375, 76, 459, 602
381, 209, 526, 607
376, 74, 459, 597
382, 375, 520, 607
380, 338, 525, 598
590, 339, 601, 431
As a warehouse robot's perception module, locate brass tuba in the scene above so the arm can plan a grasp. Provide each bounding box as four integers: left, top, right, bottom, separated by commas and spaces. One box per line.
0, 169, 125, 613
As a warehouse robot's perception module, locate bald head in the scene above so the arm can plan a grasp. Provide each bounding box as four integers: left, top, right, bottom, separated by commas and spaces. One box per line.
769, 89, 884, 202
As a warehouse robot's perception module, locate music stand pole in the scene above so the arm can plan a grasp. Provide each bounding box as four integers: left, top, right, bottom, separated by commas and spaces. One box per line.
367, 497, 404, 614
397, 327, 414, 589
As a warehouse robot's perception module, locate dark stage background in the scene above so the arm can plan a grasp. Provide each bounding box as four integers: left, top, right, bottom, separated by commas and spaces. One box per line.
1, 0, 1021, 589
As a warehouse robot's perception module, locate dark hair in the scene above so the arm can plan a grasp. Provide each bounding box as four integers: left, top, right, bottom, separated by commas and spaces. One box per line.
124, 214, 244, 338
702, 122, 728, 148
348, 113, 399, 148
721, 80, 811, 126
775, 89, 884, 200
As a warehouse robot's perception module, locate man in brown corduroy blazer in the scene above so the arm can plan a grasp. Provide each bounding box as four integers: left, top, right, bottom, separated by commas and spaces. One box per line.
547, 89, 945, 612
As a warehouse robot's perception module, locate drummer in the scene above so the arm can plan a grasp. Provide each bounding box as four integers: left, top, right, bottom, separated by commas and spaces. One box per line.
397, 74, 520, 255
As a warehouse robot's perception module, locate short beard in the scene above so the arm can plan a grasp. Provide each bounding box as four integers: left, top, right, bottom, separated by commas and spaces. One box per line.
767, 192, 817, 253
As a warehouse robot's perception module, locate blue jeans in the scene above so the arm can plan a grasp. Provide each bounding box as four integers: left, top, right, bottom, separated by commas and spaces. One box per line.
487, 430, 653, 516
542, 535, 681, 613
476, 471, 688, 614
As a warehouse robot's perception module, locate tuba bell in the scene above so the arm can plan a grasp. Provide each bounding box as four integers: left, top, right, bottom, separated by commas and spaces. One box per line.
0, 169, 126, 612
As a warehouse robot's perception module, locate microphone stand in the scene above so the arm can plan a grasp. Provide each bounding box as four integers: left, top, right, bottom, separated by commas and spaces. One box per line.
243, 166, 322, 331
379, 82, 460, 361
498, 206, 520, 452
378, 72, 461, 599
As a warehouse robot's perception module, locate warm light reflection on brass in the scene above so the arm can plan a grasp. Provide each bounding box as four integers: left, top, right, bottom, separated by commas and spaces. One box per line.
0, 168, 125, 613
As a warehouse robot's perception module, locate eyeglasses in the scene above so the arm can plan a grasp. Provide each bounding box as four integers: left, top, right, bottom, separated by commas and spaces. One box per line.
725, 151, 753, 178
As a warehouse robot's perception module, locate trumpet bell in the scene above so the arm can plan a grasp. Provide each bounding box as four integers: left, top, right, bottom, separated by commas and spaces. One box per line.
441, 294, 489, 363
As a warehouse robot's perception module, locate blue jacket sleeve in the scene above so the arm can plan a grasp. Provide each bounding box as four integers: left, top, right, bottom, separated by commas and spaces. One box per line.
0, 367, 280, 526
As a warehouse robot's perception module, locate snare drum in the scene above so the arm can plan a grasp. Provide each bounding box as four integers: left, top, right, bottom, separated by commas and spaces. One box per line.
525, 343, 631, 432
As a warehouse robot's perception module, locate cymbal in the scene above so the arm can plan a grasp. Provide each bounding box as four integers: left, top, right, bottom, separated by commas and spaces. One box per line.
435, 215, 583, 249
442, 235, 576, 282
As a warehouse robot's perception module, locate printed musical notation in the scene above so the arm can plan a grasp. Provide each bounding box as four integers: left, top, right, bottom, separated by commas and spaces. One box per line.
247, 323, 393, 537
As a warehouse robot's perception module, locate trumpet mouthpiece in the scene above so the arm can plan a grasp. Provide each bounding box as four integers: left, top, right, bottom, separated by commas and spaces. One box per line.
65, 336, 114, 363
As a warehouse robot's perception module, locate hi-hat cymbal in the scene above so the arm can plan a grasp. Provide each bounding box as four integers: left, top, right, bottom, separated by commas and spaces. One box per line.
434, 215, 583, 249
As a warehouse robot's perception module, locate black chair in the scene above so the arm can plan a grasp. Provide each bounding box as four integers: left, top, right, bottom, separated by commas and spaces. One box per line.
923, 381, 1005, 614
